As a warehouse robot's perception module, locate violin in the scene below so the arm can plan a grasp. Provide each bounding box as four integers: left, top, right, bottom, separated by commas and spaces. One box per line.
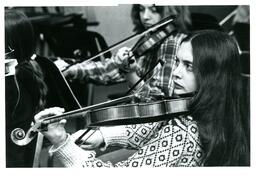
10, 93, 191, 146
62, 15, 176, 71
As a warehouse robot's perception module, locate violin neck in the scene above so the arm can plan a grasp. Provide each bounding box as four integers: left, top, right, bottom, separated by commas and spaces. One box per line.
42, 111, 88, 125
41, 94, 136, 125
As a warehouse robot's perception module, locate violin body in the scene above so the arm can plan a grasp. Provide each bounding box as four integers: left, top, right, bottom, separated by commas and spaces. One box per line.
86, 97, 190, 126
132, 21, 175, 58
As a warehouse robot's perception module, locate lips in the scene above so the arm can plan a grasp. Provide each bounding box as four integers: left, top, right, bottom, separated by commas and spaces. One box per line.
174, 81, 184, 89
143, 23, 153, 28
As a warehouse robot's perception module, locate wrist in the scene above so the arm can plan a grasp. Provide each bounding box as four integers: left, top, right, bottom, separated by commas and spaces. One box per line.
49, 134, 71, 154
51, 133, 68, 147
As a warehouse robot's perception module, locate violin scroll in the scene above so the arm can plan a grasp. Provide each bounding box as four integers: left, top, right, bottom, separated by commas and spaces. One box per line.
10, 122, 42, 146
11, 128, 27, 146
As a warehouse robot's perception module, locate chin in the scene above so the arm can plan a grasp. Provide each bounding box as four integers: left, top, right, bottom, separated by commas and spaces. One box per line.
173, 90, 186, 95
173, 89, 187, 96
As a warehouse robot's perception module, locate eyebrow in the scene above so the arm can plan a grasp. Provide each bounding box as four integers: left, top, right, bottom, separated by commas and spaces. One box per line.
176, 56, 193, 65
183, 60, 193, 65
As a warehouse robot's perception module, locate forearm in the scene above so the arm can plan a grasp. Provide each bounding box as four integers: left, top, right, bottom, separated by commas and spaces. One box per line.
50, 134, 114, 167
73, 58, 125, 84
100, 122, 165, 149
99, 126, 132, 149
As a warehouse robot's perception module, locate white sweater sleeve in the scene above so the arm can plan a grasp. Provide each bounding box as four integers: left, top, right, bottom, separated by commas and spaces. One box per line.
49, 134, 114, 167
100, 122, 165, 149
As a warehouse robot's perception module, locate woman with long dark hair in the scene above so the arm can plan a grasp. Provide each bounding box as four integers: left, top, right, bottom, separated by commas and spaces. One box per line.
181, 30, 249, 165
34, 30, 249, 166
5, 10, 48, 167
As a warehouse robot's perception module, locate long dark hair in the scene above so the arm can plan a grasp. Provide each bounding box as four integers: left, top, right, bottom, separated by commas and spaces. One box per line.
131, 5, 192, 33
5, 10, 47, 112
183, 30, 249, 166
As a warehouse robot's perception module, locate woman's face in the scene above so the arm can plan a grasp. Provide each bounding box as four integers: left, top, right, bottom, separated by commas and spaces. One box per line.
139, 4, 162, 29
173, 41, 197, 95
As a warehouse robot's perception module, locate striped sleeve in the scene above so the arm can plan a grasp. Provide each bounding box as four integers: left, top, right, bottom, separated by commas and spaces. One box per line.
72, 57, 125, 85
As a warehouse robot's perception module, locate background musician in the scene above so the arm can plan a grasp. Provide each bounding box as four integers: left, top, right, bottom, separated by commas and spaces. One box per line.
5, 10, 48, 167
62, 5, 191, 99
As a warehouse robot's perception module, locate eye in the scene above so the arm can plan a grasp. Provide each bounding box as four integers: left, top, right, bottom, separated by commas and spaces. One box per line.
149, 6, 157, 13
174, 57, 180, 68
185, 63, 193, 72
139, 6, 145, 12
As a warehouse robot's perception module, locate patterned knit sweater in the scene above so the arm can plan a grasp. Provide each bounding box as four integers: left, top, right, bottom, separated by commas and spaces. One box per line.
49, 116, 203, 167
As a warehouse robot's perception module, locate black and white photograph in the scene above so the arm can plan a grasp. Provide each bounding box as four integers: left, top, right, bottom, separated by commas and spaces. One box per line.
2, 0, 255, 175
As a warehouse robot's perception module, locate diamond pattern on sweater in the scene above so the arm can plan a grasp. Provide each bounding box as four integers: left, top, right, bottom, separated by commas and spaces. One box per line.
123, 117, 203, 167
126, 121, 165, 148
55, 116, 203, 167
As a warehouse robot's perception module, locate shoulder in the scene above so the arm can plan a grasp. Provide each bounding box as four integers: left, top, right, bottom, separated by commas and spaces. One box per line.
166, 117, 203, 166
164, 116, 200, 145
164, 32, 187, 43
159, 32, 187, 51
171, 116, 199, 136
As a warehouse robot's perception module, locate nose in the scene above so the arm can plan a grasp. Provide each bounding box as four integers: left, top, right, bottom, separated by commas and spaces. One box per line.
142, 8, 151, 20
173, 63, 182, 79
